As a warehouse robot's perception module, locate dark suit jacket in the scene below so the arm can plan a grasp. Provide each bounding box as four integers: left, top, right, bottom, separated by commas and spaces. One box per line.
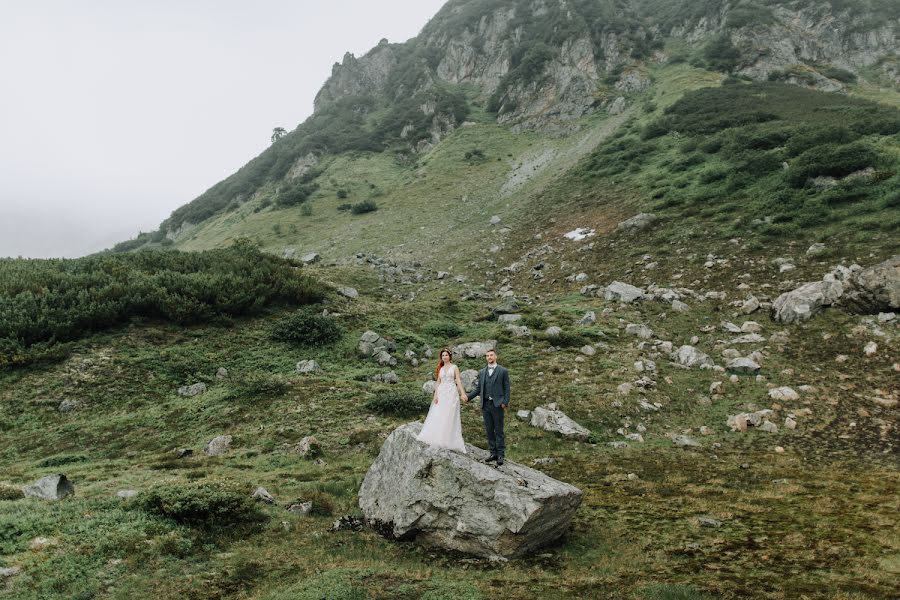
467, 364, 510, 409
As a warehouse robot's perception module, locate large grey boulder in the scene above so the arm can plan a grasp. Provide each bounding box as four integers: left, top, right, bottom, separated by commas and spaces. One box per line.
358, 422, 583, 559
604, 282, 645, 303
492, 298, 519, 315
529, 406, 591, 441
452, 340, 497, 359
773, 279, 844, 323
843, 255, 900, 314
726, 357, 761, 375
23, 474, 74, 501
296, 359, 322, 374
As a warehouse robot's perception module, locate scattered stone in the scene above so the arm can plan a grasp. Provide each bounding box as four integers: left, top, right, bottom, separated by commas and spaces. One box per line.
330, 515, 365, 532
726, 358, 761, 375
23, 475, 74, 501
864, 341, 878, 356
730, 333, 765, 344
57, 399, 80, 413
490, 215, 502, 225
579, 345, 596, 356
773, 280, 843, 323
768, 387, 799, 402
530, 406, 591, 441
616, 213, 657, 233
29, 537, 58, 550
358, 422, 583, 559
422, 381, 436, 396
295, 436, 322, 458
301, 252, 320, 264
252, 487, 275, 504
174, 448, 193, 459
784, 417, 797, 430
116, 489, 138, 499
205, 435, 232, 456
577, 311, 596, 325
287, 501, 313, 515
607, 441, 629, 449
604, 282, 645, 303
709, 381, 724, 396
177, 383, 206, 397
216, 367, 228, 380
673, 345, 714, 369
841, 255, 899, 314
741, 296, 760, 314
699, 426, 713, 436
807, 243, 827, 257
506, 325, 531, 338
672, 435, 701, 448
617, 383, 633, 396
757, 421, 779, 433
624, 433, 644, 442
493, 298, 520, 315
516, 410, 531, 421
698, 516, 722, 528
532, 458, 557, 466
878, 312, 896, 322
625, 324, 653, 339
336, 286, 359, 299
453, 340, 498, 358
545, 326, 563, 338
671, 299, 690, 313
296, 359, 322, 374
0, 567, 21, 578
369, 371, 400, 384
741, 321, 763, 334
498, 313, 522, 323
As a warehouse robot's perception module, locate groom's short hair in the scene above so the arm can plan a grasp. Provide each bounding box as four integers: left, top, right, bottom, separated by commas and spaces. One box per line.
486, 348, 497, 354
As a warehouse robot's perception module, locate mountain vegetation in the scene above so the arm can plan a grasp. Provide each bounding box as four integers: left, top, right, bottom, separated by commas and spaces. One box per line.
1, 0, 898, 598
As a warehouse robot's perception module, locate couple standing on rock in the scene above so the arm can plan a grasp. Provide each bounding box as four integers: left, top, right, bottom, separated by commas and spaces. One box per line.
416, 347, 511, 466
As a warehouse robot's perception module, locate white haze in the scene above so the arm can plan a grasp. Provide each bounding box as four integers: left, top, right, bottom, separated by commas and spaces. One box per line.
0, 0, 447, 258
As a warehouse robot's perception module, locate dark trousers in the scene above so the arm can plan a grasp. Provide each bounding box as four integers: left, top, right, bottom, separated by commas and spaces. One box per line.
482, 404, 505, 458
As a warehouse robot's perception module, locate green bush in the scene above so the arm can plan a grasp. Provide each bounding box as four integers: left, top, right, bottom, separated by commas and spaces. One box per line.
131, 481, 266, 530
423, 320, 463, 338
350, 200, 378, 214
226, 372, 289, 401
270, 308, 342, 347
336, 189, 349, 199
0, 485, 23, 501
337, 203, 352, 211
786, 142, 881, 187
262, 569, 369, 600
0, 241, 325, 367
364, 388, 430, 417
703, 34, 740, 72
464, 148, 487, 164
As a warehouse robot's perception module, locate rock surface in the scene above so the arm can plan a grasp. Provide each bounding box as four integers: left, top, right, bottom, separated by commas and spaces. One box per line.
23, 474, 74, 501
529, 406, 591, 441
205, 435, 232, 456
358, 422, 583, 559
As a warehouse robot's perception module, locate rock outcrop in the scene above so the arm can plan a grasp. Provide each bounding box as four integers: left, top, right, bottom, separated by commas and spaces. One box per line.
358, 422, 583, 559
23, 474, 74, 501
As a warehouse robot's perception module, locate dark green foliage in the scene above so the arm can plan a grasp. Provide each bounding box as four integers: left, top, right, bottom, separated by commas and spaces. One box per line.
786, 126, 859, 157
0, 241, 325, 367
820, 65, 857, 83
724, 3, 775, 29
336, 189, 349, 199
0, 484, 23, 501
464, 148, 487, 164
37, 454, 90, 468
262, 568, 369, 600
131, 481, 266, 530
225, 372, 289, 401
337, 203, 352, 211
786, 142, 882, 187
364, 388, 430, 417
270, 308, 342, 347
350, 200, 378, 214
423, 320, 463, 339
703, 34, 740, 72
297, 490, 335, 516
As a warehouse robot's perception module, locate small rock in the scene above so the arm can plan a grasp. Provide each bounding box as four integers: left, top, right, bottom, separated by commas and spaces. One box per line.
301, 252, 320, 264
205, 435, 233, 456
116, 489, 138, 499
757, 421, 778, 433
287, 501, 313, 515
516, 410, 531, 421
216, 367, 228, 380
177, 382, 207, 397
768, 387, 799, 402
806, 243, 827, 257
784, 417, 797, 430
295, 436, 322, 458
580, 345, 596, 356
489, 215, 501, 225
864, 341, 877, 356
0, 566, 21, 578
608, 441, 629, 448
57, 399, 81, 413
545, 326, 563, 338
337, 286, 359, 299
577, 311, 596, 325
625, 324, 653, 339
296, 359, 322, 374
252, 486, 275, 504
671, 299, 690, 313
698, 516, 722, 528
726, 358, 761, 375
672, 435, 701, 448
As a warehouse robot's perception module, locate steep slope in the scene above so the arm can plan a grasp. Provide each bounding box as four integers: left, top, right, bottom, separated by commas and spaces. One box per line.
112, 0, 899, 266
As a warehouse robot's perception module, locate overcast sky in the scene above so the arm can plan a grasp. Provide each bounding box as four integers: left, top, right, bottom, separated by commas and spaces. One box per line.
0, 0, 447, 258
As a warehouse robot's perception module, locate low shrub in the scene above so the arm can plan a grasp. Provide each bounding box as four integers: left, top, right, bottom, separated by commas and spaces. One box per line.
364, 388, 430, 417
131, 481, 266, 530
226, 372, 289, 400
270, 308, 342, 347
423, 320, 463, 339
350, 200, 378, 214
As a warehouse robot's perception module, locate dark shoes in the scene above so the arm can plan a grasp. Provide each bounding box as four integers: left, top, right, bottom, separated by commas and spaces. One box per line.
484, 455, 498, 464
496, 458, 504, 467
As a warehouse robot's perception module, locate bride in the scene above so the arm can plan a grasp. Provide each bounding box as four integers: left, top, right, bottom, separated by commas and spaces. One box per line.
416, 348, 469, 453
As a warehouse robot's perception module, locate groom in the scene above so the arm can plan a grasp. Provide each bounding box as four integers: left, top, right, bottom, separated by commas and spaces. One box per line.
466, 348, 510, 466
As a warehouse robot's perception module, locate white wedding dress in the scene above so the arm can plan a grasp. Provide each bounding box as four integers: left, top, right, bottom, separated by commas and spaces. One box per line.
416, 364, 466, 453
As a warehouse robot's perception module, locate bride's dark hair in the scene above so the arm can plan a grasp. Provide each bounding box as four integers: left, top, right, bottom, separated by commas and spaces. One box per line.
436, 347, 452, 381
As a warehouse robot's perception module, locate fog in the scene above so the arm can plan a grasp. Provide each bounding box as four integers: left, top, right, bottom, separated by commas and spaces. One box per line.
0, 0, 446, 258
